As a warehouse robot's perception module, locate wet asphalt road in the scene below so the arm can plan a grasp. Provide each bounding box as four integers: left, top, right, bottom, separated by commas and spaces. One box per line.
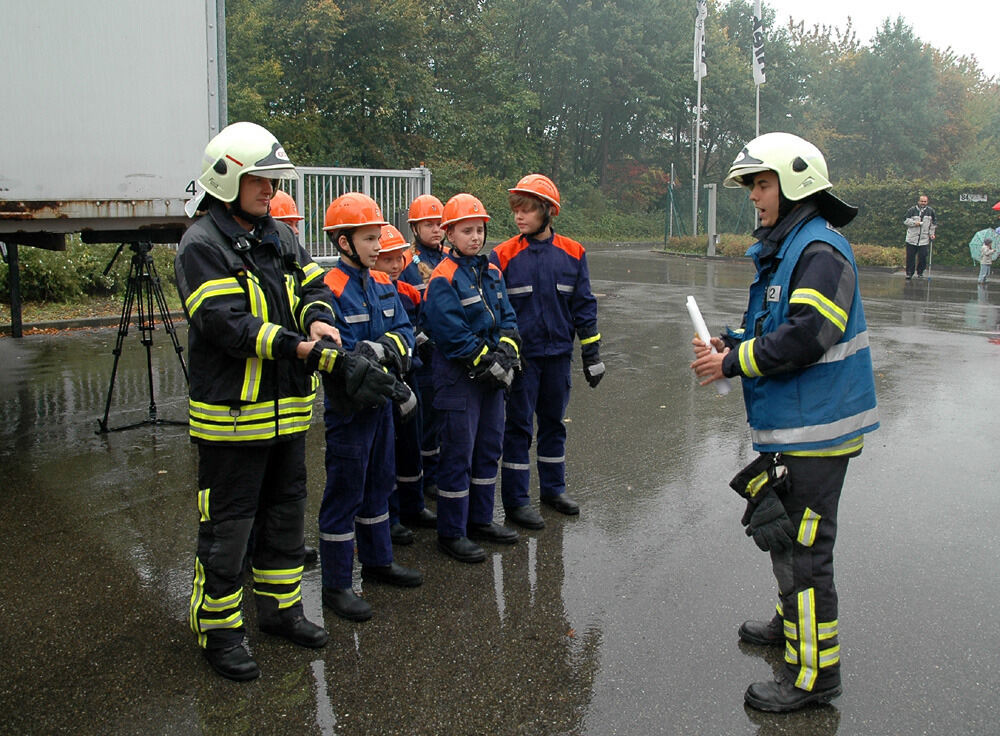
1, 247, 998, 735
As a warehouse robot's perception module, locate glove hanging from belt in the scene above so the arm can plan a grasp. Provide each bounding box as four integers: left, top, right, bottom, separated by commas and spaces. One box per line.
730, 453, 795, 553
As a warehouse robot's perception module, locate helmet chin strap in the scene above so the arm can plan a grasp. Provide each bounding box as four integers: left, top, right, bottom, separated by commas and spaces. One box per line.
525, 203, 552, 239
229, 197, 268, 230
337, 231, 362, 264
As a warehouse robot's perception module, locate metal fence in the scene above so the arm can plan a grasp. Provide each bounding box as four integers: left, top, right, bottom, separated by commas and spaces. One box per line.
286, 166, 432, 258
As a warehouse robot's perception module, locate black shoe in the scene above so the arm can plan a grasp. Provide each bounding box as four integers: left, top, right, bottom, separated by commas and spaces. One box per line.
361, 561, 423, 587
390, 522, 414, 546
303, 545, 319, 566
260, 614, 329, 648
424, 483, 439, 499
322, 587, 373, 622
505, 505, 545, 530
541, 494, 580, 515
468, 522, 519, 545
437, 535, 486, 563
203, 643, 260, 682
744, 678, 842, 712
401, 507, 437, 529
738, 614, 784, 646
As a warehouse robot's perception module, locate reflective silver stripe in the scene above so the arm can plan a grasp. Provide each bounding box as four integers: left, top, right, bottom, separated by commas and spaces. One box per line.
818, 645, 840, 667
794, 588, 819, 690
382, 307, 395, 317
812, 330, 869, 366
253, 568, 304, 585
506, 285, 532, 295
343, 313, 370, 324
438, 489, 469, 499
817, 620, 838, 640
397, 472, 423, 483
356, 512, 390, 526
556, 283, 574, 294
200, 612, 243, 631
470, 474, 497, 485
537, 455, 565, 464
751, 407, 879, 447
420, 447, 440, 457
415, 283, 427, 292
502, 461, 530, 470
319, 531, 354, 542
460, 294, 482, 307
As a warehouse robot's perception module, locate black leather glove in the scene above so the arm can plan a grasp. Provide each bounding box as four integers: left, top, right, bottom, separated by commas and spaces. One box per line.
356, 333, 412, 376
468, 351, 514, 390
389, 378, 418, 423
304, 338, 341, 374
495, 330, 521, 374
581, 341, 605, 388
414, 331, 434, 363
741, 488, 795, 553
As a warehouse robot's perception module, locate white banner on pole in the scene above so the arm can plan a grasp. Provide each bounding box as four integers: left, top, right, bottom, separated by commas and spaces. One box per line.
752, 0, 766, 85
694, 0, 707, 81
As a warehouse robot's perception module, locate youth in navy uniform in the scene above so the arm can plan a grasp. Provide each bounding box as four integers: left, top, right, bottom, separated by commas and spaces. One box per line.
373, 224, 437, 543
400, 194, 447, 498
421, 194, 521, 563
692, 132, 879, 713
319, 193, 422, 622
489, 174, 605, 530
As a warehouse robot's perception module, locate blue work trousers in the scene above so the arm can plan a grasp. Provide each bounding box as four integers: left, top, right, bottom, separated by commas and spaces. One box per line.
388, 388, 428, 523
500, 354, 572, 509
434, 360, 505, 538
319, 402, 394, 590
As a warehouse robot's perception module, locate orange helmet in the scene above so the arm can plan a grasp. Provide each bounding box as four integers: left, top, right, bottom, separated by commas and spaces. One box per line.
509, 174, 560, 215
441, 193, 490, 228
323, 192, 389, 231
407, 194, 445, 223
270, 190, 304, 222
378, 224, 409, 253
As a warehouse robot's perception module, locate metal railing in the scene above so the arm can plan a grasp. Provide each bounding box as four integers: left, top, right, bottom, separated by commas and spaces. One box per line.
286, 166, 431, 258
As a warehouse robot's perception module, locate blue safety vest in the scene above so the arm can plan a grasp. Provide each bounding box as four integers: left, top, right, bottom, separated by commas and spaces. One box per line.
739, 217, 879, 453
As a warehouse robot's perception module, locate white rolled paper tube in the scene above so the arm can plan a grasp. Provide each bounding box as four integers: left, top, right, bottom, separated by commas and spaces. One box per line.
686, 295, 731, 395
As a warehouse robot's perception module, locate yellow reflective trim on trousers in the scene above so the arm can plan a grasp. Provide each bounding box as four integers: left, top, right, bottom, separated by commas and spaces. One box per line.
784, 435, 865, 458
818, 619, 839, 640
252, 567, 305, 586
795, 588, 819, 691
798, 508, 821, 547
199, 609, 244, 632
746, 470, 769, 499
818, 644, 840, 667
783, 619, 797, 641
203, 588, 242, 612
785, 641, 798, 664
499, 335, 520, 357
739, 338, 762, 377
189, 558, 207, 644
580, 332, 601, 346
790, 288, 847, 333
197, 487, 210, 522
185, 277, 243, 317
255, 585, 303, 609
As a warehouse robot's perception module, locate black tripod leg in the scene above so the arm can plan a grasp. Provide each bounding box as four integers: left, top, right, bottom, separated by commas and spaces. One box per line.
147, 255, 188, 383
97, 254, 138, 433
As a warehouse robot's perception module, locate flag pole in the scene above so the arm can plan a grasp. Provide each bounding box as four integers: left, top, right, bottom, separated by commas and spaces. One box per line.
693, 80, 701, 237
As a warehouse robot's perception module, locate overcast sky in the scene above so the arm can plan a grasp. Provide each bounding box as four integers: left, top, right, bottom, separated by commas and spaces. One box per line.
759, 0, 999, 78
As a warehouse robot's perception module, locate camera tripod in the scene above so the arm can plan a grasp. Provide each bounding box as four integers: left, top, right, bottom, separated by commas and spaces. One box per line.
96, 241, 188, 433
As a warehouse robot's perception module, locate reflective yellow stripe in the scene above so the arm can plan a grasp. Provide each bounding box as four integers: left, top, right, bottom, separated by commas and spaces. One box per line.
818, 619, 838, 641
783, 618, 797, 641
818, 644, 840, 668
197, 487, 210, 522
185, 277, 243, 317
255, 585, 303, 609
784, 435, 864, 457
202, 588, 242, 612
790, 288, 848, 333
189, 558, 207, 645
188, 394, 315, 442
797, 508, 821, 547
499, 335, 520, 357
316, 348, 338, 373
298, 300, 334, 333
255, 322, 282, 360
199, 609, 244, 632
580, 332, 601, 346
746, 470, 769, 499
472, 344, 489, 366
794, 588, 819, 691
246, 272, 269, 322
384, 331, 407, 358
253, 566, 305, 585
301, 261, 324, 285
241, 357, 263, 403
739, 338, 762, 377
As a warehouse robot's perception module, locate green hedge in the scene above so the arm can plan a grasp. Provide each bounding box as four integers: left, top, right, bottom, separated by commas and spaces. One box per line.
830, 179, 1000, 266
664, 233, 901, 269
0, 240, 178, 304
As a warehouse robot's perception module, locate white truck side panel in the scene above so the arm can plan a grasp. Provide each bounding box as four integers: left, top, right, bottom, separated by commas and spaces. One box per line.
0, 0, 222, 230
